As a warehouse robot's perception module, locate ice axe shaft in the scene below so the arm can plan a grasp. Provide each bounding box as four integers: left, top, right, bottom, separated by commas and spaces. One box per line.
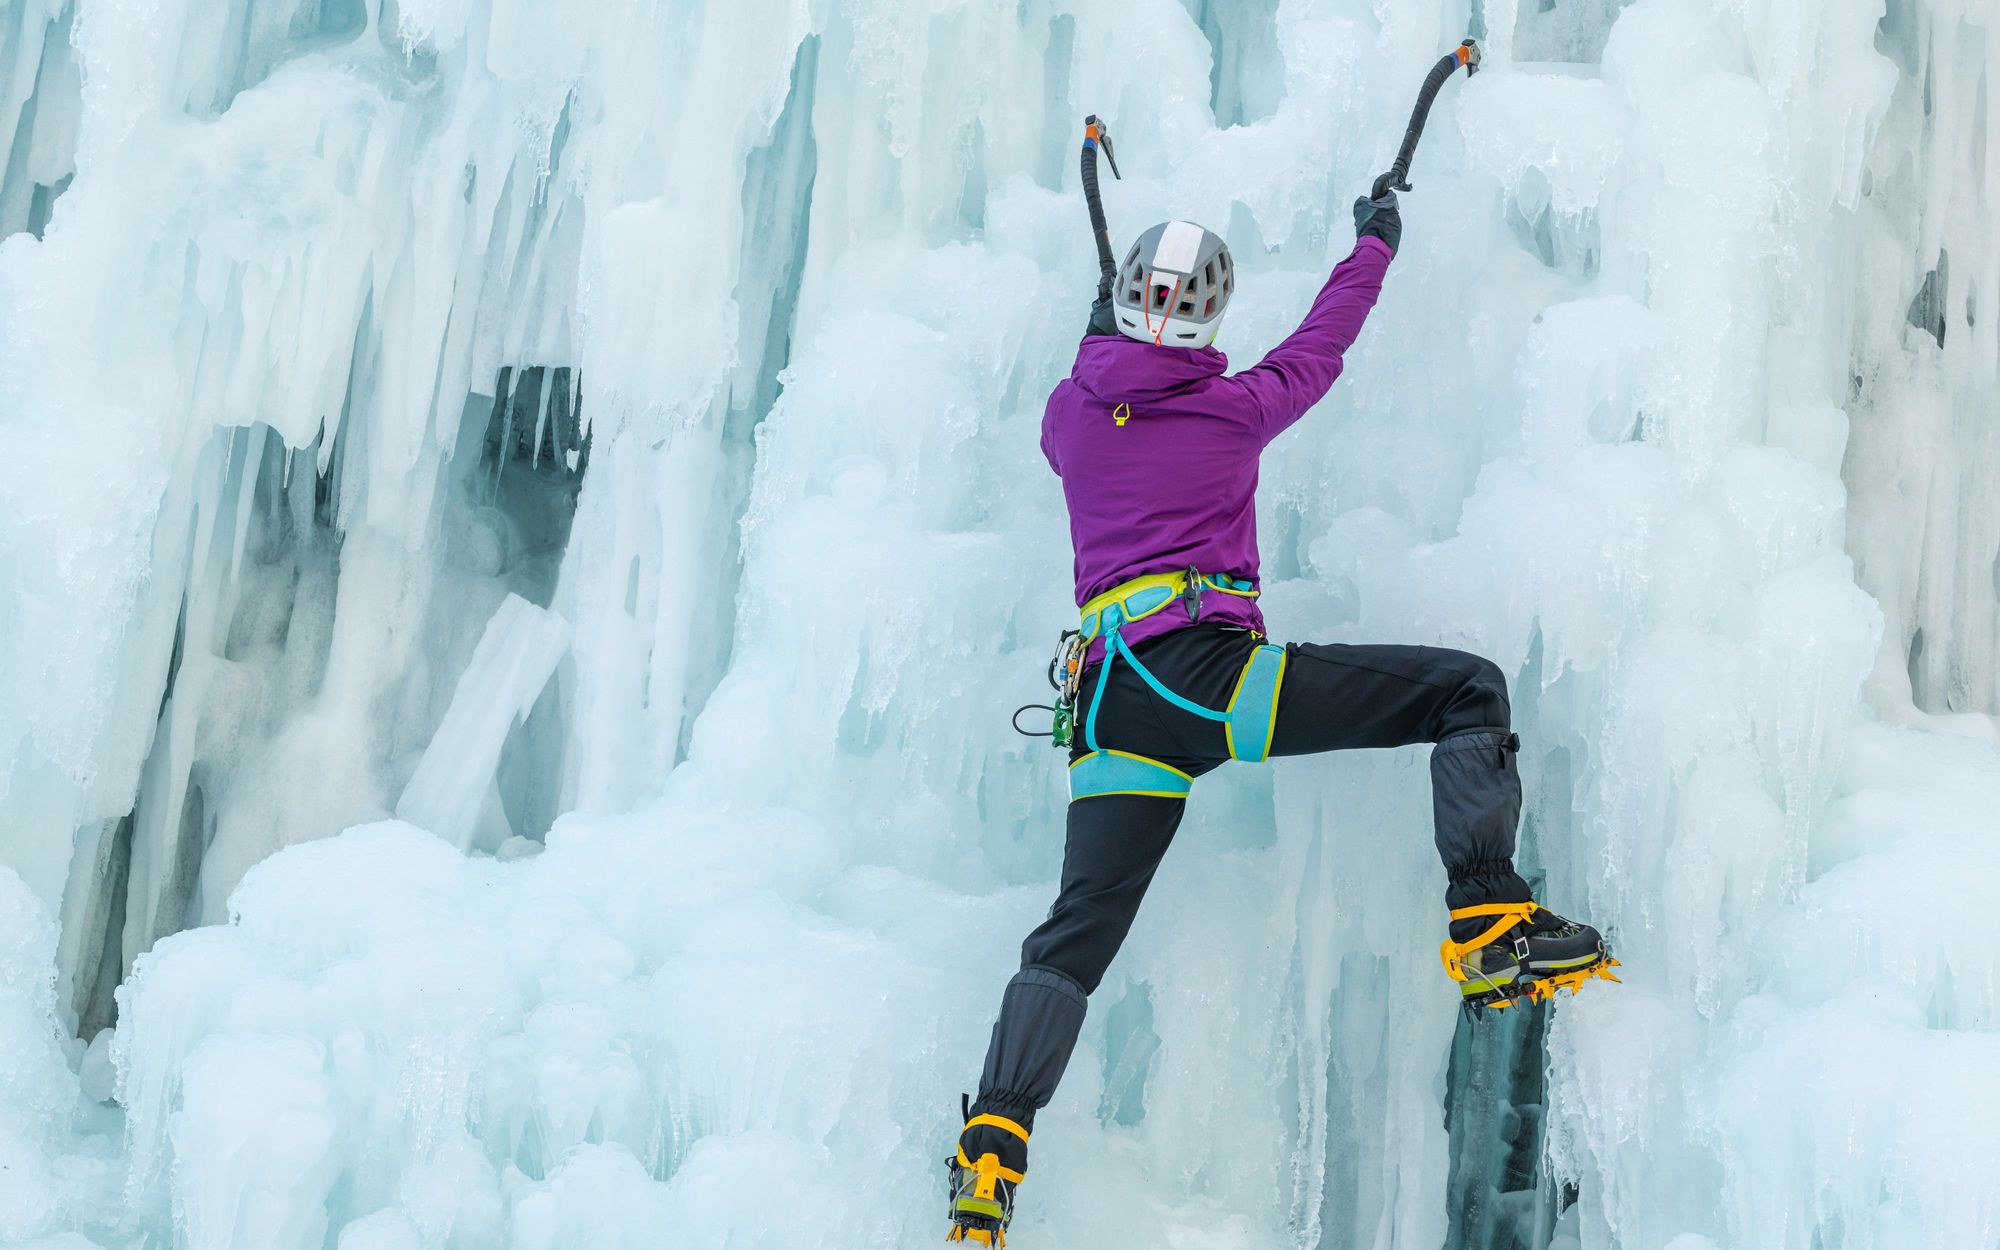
1081, 115, 1121, 302
1372, 38, 1480, 199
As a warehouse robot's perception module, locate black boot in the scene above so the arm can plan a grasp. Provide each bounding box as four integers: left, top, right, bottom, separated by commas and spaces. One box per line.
945, 1096, 1029, 1245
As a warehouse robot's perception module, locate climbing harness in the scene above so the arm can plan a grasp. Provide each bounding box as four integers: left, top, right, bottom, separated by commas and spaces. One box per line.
1062, 568, 1288, 801
1011, 569, 1286, 798
1440, 901, 1621, 1014
1372, 38, 1481, 200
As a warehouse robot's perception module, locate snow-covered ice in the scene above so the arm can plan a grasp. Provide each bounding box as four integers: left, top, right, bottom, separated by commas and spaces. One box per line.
1, 0, 1996, 1247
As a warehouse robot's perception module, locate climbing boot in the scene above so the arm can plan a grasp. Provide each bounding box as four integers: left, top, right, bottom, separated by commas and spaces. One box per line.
1441, 901, 1618, 1013
945, 1099, 1028, 1246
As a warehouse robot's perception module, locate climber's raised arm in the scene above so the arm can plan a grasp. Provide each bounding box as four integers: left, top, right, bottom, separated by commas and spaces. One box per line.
1224, 191, 1400, 443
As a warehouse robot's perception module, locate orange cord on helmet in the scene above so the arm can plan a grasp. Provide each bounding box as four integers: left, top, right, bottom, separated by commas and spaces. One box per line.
1142, 272, 1184, 346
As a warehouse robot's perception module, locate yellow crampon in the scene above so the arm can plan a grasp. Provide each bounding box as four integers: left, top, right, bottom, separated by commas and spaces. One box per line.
1506, 957, 1623, 1006
1440, 902, 1621, 1011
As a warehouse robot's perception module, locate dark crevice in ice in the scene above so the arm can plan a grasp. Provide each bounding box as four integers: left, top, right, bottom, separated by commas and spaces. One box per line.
1906, 626, 1928, 706
24, 173, 71, 239
1179, 0, 1283, 129
731, 36, 822, 437
316, 380, 358, 533
158, 600, 188, 720
1510, 0, 1635, 65
1875, 0, 1922, 76
287, 0, 368, 45
67, 422, 348, 1031
1444, 997, 1554, 1249
1444, 629, 1563, 1249
189, 0, 375, 120
485, 366, 590, 489
155, 779, 211, 946
674, 33, 821, 762
1506, 168, 1601, 279
74, 814, 133, 1040
1037, 15, 1076, 192
1907, 250, 1949, 348
246, 425, 341, 681
473, 368, 589, 841
0, 2, 79, 241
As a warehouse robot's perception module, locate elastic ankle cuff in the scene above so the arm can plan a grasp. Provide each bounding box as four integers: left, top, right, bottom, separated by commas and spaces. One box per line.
970, 1092, 1037, 1134
1445, 861, 1533, 912
1447, 857, 1518, 883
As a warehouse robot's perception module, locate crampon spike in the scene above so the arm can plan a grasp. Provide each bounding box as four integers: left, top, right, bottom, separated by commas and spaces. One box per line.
1461, 956, 1622, 1013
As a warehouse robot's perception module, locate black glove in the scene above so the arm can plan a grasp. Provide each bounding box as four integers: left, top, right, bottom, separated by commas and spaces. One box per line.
1353, 190, 1401, 255
1084, 293, 1119, 338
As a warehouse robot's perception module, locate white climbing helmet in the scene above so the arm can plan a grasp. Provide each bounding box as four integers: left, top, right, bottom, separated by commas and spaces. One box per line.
1113, 220, 1234, 348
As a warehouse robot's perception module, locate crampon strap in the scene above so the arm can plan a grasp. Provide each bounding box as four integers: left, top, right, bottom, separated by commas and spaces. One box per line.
960, 1120, 1032, 1176
954, 1113, 1028, 1190
952, 1148, 1026, 1189
1438, 901, 1541, 982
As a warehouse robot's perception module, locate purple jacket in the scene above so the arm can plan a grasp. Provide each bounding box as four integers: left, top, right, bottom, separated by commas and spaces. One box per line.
1041, 236, 1393, 656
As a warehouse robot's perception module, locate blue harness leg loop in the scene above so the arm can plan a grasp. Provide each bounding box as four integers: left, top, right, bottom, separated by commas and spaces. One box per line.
1223, 644, 1288, 762
1069, 750, 1194, 801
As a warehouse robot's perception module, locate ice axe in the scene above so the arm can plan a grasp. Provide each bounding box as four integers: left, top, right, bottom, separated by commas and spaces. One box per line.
1080, 114, 1121, 303
1372, 38, 1481, 199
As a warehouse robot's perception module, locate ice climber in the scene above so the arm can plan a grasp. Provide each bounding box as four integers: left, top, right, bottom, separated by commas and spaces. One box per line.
945, 116, 1616, 1246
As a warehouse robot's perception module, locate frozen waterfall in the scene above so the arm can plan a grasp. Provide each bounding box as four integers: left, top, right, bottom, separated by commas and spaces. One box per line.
1, 0, 1997, 1247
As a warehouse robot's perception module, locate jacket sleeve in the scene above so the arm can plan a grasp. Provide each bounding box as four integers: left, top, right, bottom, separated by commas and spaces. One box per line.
1226, 236, 1393, 443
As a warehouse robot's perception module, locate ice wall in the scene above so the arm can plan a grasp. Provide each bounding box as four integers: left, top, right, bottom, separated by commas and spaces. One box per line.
1845, 0, 2000, 732
1, 0, 1997, 1248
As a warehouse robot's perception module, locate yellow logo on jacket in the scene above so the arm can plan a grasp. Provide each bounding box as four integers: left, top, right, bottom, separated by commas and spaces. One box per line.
1113, 403, 1132, 427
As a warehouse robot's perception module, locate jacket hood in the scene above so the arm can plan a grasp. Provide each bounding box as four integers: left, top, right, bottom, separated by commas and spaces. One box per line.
1070, 335, 1229, 403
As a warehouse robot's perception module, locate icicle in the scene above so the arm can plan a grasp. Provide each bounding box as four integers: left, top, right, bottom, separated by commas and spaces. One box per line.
226, 423, 267, 589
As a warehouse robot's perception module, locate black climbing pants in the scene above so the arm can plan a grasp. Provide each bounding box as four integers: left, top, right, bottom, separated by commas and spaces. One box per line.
973, 624, 1532, 1129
